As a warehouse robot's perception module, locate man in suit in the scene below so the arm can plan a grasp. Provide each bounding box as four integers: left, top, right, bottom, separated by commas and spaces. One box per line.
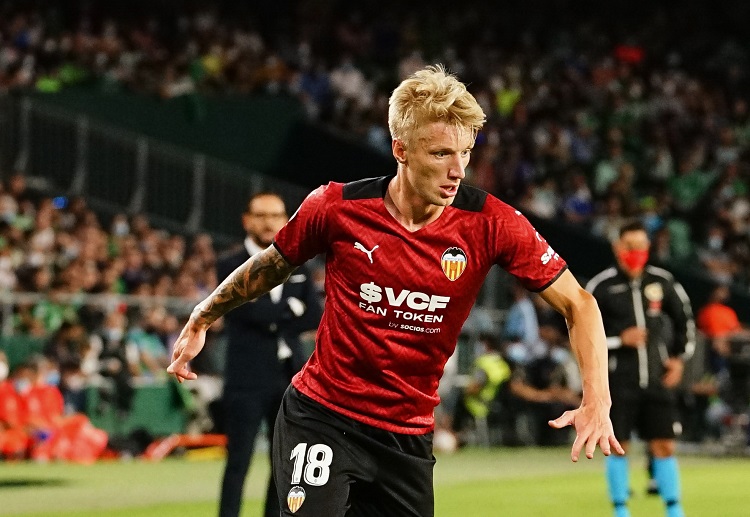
218, 192, 321, 517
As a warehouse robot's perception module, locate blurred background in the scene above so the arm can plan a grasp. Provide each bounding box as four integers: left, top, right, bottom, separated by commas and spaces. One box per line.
1, 0, 749, 515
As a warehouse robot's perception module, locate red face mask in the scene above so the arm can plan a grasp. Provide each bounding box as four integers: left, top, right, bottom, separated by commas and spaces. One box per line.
618, 249, 649, 271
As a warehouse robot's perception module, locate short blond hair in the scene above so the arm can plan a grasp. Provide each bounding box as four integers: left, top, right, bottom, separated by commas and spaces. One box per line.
388, 64, 486, 146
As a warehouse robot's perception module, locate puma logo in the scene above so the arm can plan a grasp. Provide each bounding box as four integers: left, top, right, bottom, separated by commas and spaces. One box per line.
354, 242, 379, 264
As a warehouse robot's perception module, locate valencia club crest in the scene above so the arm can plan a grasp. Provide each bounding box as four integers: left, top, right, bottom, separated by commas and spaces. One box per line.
287, 486, 306, 513
441, 247, 467, 281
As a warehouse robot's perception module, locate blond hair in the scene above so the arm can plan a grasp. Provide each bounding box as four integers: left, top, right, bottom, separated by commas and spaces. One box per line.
388, 64, 486, 147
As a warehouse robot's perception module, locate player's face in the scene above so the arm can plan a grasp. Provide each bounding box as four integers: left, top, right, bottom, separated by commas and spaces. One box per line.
242, 195, 288, 247
394, 121, 474, 207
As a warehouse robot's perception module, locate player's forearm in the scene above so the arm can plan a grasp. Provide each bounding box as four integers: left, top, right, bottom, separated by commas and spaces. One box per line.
541, 271, 611, 407
189, 246, 296, 330
566, 293, 611, 407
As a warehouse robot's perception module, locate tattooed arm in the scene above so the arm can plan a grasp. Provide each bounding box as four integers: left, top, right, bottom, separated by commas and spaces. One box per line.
167, 245, 297, 382
193, 245, 295, 327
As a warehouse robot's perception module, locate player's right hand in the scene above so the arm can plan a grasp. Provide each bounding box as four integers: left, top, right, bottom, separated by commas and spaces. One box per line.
620, 326, 647, 348
548, 399, 624, 462
167, 321, 206, 383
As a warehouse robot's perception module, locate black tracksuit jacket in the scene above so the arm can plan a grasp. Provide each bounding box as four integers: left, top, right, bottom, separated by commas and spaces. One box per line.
586, 265, 696, 393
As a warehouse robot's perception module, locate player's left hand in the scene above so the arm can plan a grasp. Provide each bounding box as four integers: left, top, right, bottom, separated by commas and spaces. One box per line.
548, 400, 624, 462
662, 357, 684, 388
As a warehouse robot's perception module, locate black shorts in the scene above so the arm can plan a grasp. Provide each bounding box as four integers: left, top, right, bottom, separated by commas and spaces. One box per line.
272, 386, 436, 516
610, 387, 679, 442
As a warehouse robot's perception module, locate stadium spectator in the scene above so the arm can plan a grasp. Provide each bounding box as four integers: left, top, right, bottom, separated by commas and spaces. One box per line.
43, 321, 92, 414
517, 177, 560, 220
0, 353, 20, 461
696, 284, 750, 376
695, 223, 738, 286
502, 280, 542, 359
125, 306, 171, 380
0, 362, 34, 460
531, 292, 568, 336
89, 308, 137, 417
504, 325, 582, 447
291, 61, 333, 121
592, 195, 629, 244
44, 321, 88, 368
450, 333, 511, 444
593, 144, 628, 198
586, 221, 695, 517
168, 65, 622, 515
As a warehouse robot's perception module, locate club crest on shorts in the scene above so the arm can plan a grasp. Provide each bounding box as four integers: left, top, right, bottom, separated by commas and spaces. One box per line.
287, 486, 306, 513
441, 247, 467, 281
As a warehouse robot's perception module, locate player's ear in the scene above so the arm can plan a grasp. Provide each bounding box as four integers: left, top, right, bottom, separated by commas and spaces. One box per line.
392, 139, 407, 164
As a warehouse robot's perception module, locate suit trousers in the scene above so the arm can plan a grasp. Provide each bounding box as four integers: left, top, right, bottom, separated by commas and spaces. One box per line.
219, 387, 285, 517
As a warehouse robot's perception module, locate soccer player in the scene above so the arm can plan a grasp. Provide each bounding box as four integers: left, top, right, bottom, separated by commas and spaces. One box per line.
169, 64, 623, 516
586, 221, 695, 517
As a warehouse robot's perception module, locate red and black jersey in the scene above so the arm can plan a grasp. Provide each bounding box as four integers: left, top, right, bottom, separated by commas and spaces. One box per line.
274, 176, 567, 433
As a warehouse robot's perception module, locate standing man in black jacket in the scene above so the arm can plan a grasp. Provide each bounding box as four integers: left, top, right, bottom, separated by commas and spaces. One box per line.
586, 221, 695, 517
218, 192, 321, 517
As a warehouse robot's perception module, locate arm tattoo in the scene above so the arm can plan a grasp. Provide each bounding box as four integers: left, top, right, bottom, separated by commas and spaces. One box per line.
191, 246, 297, 328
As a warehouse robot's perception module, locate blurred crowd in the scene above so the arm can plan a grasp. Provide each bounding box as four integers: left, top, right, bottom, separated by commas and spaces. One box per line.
0, 172, 217, 334
0, 171, 224, 460
2, 1, 750, 289
1, 0, 749, 459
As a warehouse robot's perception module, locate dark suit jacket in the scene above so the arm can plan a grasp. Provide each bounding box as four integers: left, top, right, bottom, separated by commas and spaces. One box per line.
217, 246, 322, 391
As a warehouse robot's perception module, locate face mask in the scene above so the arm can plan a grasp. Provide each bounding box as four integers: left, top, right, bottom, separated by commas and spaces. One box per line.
618, 249, 649, 271
550, 348, 570, 365
505, 343, 530, 365
0, 362, 8, 382
708, 236, 723, 251
14, 379, 32, 394
104, 328, 124, 342
113, 221, 130, 236
46, 371, 61, 386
